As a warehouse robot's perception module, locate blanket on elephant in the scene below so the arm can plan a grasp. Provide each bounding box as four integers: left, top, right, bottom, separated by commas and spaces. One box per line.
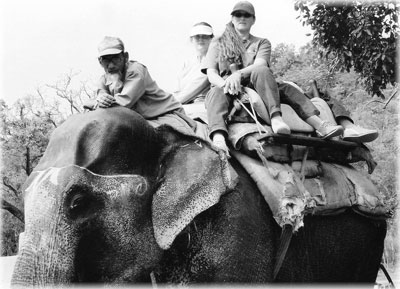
232, 151, 390, 231
228, 123, 375, 166
181, 102, 386, 231
183, 102, 377, 170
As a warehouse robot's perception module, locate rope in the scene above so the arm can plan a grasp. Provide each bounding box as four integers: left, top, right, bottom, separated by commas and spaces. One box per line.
299, 140, 310, 183
273, 224, 293, 280
234, 98, 268, 135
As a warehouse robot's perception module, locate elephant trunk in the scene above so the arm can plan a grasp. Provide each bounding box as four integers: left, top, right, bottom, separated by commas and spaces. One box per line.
11, 220, 78, 286
12, 247, 76, 286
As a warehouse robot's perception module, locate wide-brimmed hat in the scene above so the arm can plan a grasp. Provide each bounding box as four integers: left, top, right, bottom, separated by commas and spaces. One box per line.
98, 36, 124, 57
231, 1, 255, 16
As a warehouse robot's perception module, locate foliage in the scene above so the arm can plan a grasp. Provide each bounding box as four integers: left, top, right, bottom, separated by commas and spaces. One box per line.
1, 211, 24, 255
295, 0, 399, 98
270, 43, 299, 77
271, 42, 335, 91
0, 72, 94, 255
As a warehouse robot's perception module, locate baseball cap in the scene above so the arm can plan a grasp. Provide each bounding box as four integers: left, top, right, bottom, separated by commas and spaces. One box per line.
190, 24, 214, 37
98, 36, 125, 57
231, 1, 255, 16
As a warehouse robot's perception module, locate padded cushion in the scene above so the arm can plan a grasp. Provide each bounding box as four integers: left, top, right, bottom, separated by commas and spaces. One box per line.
181, 89, 340, 133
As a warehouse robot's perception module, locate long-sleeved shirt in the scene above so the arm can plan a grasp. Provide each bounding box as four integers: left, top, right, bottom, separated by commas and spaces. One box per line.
174, 55, 210, 104
97, 60, 182, 119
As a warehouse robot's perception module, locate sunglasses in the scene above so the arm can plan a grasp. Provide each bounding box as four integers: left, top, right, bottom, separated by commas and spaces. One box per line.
99, 53, 124, 65
233, 12, 253, 18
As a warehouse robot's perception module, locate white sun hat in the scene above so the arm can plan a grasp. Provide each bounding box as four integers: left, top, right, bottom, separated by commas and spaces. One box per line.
190, 24, 214, 37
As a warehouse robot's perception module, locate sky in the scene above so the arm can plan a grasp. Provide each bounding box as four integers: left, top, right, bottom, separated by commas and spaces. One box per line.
0, 0, 312, 105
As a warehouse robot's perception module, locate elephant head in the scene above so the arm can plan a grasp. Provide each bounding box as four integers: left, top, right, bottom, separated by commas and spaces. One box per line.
12, 107, 237, 286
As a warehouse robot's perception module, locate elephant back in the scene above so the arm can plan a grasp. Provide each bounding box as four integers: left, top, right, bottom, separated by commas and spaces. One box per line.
33, 107, 163, 176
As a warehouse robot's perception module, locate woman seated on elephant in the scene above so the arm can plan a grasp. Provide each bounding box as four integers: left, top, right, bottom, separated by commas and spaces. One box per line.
201, 1, 377, 155
174, 22, 214, 104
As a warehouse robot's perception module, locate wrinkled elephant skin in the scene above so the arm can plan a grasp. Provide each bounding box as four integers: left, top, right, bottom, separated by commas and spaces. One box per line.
11, 107, 386, 286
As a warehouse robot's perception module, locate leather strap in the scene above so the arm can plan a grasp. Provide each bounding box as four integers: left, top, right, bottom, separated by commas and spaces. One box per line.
379, 263, 396, 288
273, 224, 293, 280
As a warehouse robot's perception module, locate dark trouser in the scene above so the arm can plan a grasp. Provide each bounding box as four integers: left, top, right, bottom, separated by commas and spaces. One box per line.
277, 81, 320, 120
325, 97, 352, 122
205, 66, 319, 138
304, 90, 352, 123
205, 86, 231, 138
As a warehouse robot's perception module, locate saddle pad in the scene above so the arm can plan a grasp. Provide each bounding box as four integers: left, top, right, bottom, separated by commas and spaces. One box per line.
181, 95, 337, 134
240, 87, 314, 132
241, 87, 339, 133
231, 151, 389, 232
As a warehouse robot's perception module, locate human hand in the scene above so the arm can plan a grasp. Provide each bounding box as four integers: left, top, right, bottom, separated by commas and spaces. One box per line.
223, 71, 242, 95
96, 92, 116, 108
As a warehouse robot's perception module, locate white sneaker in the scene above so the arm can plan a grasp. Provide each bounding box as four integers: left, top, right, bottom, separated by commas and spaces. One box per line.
316, 121, 344, 139
342, 126, 378, 143
271, 116, 291, 135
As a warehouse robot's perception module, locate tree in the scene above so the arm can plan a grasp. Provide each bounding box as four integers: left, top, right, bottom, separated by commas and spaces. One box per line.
295, 0, 399, 98
270, 43, 300, 77
270, 42, 339, 92
0, 98, 56, 221
0, 72, 94, 255
1, 72, 94, 217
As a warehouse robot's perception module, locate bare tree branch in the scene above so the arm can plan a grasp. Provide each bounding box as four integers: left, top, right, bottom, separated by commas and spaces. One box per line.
36, 87, 46, 103
383, 87, 399, 109
1, 199, 24, 223
3, 177, 20, 199
45, 111, 58, 128
366, 100, 385, 106
46, 82, 82, 114
25, 146, 31, 176
30, 154, 43, 164
365, 86, 398, 109
81, 82, 95, 99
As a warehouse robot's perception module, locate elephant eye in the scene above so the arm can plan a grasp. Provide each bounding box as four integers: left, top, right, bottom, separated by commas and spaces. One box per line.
68, 194, 92, 220
65, 188, 104, 222
70, 195, 89, 211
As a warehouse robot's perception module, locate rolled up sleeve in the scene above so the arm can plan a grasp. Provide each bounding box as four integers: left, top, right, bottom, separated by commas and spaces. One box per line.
114, 70, 146, 108
256, 39, 272, 66
201, 41, 220, 75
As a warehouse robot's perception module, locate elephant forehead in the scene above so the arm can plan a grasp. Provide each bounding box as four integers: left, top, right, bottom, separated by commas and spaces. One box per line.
24, 165, 148, 201
25, 167, 65, 194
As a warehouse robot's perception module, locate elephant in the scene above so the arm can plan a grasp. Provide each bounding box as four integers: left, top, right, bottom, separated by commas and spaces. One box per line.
11, 106, 386, 286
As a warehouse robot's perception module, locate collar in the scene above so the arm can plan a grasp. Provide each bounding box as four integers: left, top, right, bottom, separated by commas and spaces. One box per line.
242, 34, 253, 43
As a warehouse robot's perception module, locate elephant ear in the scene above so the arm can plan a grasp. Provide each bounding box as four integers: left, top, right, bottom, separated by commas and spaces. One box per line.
152, 126, 238, 250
